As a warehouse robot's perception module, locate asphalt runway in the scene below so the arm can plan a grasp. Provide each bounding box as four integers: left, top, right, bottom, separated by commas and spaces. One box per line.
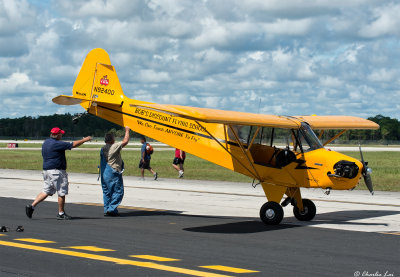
0, 197, 399, 277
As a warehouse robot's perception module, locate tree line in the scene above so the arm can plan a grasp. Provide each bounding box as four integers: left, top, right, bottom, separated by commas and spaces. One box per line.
0, 113, 399, 143
320, 115, 400, 143
0, 113, 142, 139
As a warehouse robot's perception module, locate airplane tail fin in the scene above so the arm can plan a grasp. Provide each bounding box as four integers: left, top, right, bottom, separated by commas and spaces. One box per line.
53, 48, 126, 108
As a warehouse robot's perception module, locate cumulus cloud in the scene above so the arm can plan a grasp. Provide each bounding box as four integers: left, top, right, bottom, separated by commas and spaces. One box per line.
359, 3, 400, 38
0, 0, 399, 119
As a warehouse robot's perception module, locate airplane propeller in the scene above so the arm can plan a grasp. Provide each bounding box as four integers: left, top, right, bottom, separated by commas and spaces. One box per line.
359, 145, 374, 195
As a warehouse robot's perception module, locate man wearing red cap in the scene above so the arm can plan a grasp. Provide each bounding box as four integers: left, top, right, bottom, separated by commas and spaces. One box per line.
25, 127, 92, 220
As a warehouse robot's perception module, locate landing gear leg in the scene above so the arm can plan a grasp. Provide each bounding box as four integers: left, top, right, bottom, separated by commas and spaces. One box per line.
293, 199, 316, 221
285, 187, 317, 222
259, 183, 286, 225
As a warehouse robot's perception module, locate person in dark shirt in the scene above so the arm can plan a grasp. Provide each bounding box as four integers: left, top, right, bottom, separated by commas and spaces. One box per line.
25, 127, 91, 220
139, 137, 157, 180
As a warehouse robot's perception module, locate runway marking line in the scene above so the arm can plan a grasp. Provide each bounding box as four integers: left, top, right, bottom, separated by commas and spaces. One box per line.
380, 231, 400, 236
63, 246, 115, 252
0, 240, 234, 277
77, 202, 165, 212
130, 255, 181, 261
14, 238, 55, 244
199, 265, 259, 273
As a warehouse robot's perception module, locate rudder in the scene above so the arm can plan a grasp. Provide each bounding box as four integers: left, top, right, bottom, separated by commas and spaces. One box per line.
72, 48, 125, 109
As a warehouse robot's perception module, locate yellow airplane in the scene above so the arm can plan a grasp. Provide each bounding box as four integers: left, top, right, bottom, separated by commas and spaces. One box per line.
53, 48, 379, 225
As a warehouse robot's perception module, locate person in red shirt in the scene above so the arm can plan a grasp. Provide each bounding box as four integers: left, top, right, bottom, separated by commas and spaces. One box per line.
172, 148, 186, 178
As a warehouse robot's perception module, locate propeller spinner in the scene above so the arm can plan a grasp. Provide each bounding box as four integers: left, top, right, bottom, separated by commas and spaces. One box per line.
359, 145, 374, 195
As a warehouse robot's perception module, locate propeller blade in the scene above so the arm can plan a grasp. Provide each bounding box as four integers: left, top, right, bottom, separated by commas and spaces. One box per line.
358, 145, 366, 172
364, 172, 374, 195
359, 145, 374, 195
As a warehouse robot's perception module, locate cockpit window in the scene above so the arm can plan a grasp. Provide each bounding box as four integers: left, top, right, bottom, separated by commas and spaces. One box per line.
298, 123, 324, 152
226, 124, 323, 153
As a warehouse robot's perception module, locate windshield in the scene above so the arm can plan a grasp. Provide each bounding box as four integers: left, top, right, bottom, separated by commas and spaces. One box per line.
298, 123, 324, 152
225, 124, 323, 153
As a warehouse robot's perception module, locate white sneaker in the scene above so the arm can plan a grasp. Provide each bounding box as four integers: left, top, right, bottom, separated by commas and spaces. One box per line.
178, 170, 184, 178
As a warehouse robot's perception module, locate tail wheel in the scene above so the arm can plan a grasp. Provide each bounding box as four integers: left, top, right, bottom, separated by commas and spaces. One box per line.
293, 199, 316, 221
260, 201, 284, 225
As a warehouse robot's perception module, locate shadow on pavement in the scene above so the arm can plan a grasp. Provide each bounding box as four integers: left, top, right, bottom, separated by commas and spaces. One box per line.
183, 209, 400, 234
294, 209, 400, 227
184, 220, 296, 233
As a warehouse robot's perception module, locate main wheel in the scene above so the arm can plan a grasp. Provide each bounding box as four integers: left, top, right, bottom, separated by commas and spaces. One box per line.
260, 201, 284, 225
293, 199, 316, 221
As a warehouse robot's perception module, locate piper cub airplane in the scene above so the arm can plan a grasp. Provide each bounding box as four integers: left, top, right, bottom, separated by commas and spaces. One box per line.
53, 48, 379, 225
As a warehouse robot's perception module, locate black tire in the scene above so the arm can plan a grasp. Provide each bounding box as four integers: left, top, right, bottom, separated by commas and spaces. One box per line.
260, 201, 284, 225
293, 199, 316, 221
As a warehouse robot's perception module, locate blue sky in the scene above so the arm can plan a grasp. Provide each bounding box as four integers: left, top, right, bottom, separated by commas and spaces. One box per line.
0, 0, 399, 119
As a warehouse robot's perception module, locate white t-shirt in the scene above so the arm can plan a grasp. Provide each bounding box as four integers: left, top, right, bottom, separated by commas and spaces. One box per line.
102, 142, 123, 172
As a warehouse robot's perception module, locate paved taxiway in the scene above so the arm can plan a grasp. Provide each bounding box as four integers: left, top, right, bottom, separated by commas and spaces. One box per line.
0, 169, 399, 276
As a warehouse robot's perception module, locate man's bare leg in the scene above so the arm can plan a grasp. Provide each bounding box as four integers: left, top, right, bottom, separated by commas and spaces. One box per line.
141, 168, 145, 178
172, 164, 180, 172
58, 195, 65, 213
148, 168, 158, 180
32, 192, 49, 207
149, 168, 156, 175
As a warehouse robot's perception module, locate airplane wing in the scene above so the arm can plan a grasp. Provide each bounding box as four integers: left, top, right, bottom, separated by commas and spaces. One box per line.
294, 116, 379, 130
130, 103, 301, 128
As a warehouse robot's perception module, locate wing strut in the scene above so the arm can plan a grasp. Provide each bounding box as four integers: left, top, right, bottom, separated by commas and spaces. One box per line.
228, 125, 262, 181
318, 130, 324, 140
247, 127, 261, 152
323, 129, 347, 146
195, 121, 261, 181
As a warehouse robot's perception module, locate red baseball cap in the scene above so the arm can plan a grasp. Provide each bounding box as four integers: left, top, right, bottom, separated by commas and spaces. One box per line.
50, 127, 65, 135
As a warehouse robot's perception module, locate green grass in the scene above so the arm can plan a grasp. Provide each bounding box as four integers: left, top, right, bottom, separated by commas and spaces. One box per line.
341, 151, 400, 192
0, 150, 398, 191
0, 150, 250, 182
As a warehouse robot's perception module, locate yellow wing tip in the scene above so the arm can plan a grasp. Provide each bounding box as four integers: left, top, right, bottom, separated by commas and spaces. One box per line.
296, 115, 380, 130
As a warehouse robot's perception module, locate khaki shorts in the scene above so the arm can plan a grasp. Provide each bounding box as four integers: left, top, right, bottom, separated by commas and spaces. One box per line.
43, 169, 69, 196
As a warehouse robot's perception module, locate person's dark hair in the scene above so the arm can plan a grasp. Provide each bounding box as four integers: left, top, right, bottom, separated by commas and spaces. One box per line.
104, 133, 115, 143
140, 137, 146, 142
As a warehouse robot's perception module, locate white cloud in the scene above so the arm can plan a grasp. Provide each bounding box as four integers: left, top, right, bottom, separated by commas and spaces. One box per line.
136, 69, 171, 83
262, 18, 313, 35
368, 68, 397, 82
319, 76, 343, 87
359, 3, 400, 38
0, 72, 30, 94
0, 0, 399, 119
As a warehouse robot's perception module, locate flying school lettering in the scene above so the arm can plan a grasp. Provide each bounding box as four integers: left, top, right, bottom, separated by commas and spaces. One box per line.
135, 108, 173, 123
137, 119, 185, 139
134, 107, 206, 132
93, 86, 115, 95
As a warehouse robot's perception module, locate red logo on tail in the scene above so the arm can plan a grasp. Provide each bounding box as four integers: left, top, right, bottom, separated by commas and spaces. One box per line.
100, 75, 109, 86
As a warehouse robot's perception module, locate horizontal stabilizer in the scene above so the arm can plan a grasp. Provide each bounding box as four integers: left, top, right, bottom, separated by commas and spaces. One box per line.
53, 95, 123, 106
53, 95, 87, 106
